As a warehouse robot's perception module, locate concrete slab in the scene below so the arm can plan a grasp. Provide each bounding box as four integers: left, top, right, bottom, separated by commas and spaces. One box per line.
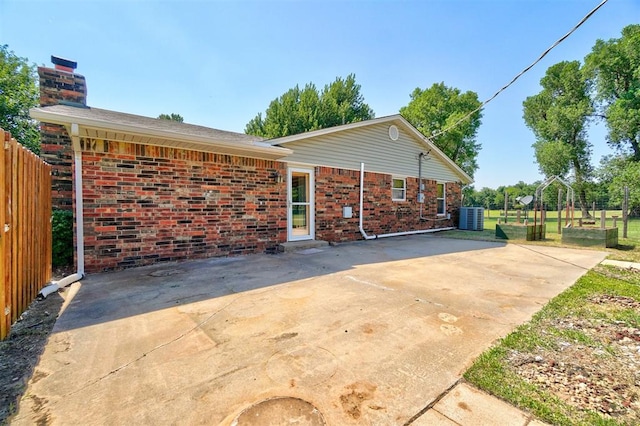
12, 236, 606, 425
410, 409, 458, 425
601, 259, 640, 270
279, 240, 329, 252
429, 383, 529, 425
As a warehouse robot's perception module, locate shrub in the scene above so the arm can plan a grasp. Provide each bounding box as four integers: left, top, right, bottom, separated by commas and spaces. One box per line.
52, 209, 73, 267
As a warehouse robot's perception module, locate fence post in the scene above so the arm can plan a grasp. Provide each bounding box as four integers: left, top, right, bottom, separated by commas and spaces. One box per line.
504, 191, 508, 224
600, 210, 606, 230
623, 186, 629, 239
1, 132, 6, 339
557, 189, 562, 234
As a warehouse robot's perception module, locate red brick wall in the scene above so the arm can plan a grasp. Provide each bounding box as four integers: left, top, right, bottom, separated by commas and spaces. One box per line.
314, 166, 460, 242
81, 140, 287, 272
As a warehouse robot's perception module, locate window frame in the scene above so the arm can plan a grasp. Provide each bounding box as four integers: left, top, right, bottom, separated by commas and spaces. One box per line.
436, 182, 446, 215
391, 177, 406, 202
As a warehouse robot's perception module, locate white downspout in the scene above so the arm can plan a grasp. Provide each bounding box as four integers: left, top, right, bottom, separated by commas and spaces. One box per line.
40, 123, 85, 298
359, 163, 376, 240
358, 162, 454, 241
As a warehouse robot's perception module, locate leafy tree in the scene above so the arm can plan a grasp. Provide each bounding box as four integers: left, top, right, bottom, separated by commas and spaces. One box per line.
246, 83, 321, 137
523, 61, 594, 217
158, 113, 184, 123
584, 24, 640, 160
475, 187, 498, 209
319, 75, 374, 127
0, 45, 39, 153
597, 155, 640, 216
245, 74, 373, 138
400, 82, 482, 178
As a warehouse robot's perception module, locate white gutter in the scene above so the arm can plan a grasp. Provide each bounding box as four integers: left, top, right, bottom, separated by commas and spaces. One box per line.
40, 123, 85, 298
358, 162, 455, 240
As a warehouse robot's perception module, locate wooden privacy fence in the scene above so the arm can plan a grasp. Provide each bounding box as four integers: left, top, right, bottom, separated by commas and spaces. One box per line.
1, 129, 52, 340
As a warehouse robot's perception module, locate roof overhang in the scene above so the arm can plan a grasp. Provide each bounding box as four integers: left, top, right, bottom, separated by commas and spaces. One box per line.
30, 106, 292, 161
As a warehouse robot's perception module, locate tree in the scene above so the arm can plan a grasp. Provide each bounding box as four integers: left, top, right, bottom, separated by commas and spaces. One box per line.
246, 83, 321, 137
319, 74, 375, 128
158, 113, 184, 123
399, 82, 482, 178
597, 155, 640, 216
523, 61, 594, 217
584, 24, 640, 160
475, 187, 498, 209
245, 74, 373, 138
0, 45, 39, 153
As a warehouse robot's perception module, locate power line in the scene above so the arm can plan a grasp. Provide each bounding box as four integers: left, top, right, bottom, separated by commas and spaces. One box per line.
428, 0, 609, 140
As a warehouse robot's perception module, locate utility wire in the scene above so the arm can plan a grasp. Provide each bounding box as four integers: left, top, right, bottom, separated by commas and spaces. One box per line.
428, 0, 609, 140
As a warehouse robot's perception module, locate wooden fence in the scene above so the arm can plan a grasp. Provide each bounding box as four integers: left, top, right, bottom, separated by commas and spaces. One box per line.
1, 129, 52, 340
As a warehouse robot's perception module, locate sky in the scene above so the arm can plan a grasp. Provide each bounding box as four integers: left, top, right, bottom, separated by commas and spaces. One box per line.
2, 0, 637, 190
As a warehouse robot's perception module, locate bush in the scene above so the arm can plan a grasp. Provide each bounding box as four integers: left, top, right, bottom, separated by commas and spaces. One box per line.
52, 209, 73, 267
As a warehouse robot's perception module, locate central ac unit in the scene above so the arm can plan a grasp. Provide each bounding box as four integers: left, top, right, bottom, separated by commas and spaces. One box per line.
459, 207, 484, 231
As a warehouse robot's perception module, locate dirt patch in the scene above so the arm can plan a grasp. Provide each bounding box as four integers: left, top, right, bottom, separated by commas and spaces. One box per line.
0, 293, 63, 425
339, 382, 377, 419
507, 292, 640, 424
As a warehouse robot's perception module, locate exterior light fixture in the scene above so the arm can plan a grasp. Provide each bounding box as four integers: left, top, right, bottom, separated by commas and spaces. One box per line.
272, 172, 284, 184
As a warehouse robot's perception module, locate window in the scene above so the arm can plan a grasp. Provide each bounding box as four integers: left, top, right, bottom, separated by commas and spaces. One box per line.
392, 178, 406, 201
437, 183, 446, 215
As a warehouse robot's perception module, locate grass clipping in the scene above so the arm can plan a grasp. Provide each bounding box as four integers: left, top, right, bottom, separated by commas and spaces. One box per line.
465, 265, 640, 426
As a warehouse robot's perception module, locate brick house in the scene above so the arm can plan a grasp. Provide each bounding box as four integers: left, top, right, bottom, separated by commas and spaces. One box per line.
31, 58, 472, 273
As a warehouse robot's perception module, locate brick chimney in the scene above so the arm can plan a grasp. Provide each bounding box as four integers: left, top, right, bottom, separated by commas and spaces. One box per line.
38, 56, 87, 210
38, 55, 86, 108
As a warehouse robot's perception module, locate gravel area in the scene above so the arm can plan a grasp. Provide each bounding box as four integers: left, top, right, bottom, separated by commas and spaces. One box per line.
508, 293, 640, 424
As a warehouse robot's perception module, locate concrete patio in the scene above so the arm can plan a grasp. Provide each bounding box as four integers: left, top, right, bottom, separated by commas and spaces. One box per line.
13, 236, 606, 425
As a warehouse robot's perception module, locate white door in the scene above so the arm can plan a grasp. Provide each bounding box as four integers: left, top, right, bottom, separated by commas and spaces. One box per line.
287, 168, 315, 241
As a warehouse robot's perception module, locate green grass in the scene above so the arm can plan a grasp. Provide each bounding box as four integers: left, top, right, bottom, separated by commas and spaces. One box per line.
441, 210, 640, 263
464, 269, 640, 426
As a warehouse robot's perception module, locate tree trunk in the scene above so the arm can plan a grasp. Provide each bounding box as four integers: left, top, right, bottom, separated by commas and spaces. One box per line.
572, 158, 591, 218
631, 138, 640, 161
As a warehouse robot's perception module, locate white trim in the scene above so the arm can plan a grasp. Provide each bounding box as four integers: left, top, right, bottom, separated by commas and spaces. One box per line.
287, 167, 315, 241
392, 177, 406, 202
437, 182, 446, 216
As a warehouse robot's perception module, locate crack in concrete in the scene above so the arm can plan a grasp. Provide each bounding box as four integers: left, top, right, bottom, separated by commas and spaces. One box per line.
403, 378, 463, 425
61, 295, 243, 397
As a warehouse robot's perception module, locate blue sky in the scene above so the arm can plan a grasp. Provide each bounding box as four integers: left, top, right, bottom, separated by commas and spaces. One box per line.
2, 0, 637, 189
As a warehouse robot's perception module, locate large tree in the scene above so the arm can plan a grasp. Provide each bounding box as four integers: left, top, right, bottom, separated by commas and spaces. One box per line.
399, 82, 482, 178
0, 45, 39, 153
523, 61, 594, 217
245, 74, 373, 138
584, 24, 640, 160
158, 113, 184, 123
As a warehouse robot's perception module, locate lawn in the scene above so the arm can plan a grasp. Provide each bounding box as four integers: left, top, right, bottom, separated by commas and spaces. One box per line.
439, 210, 640, 263
449, 209, 640, 425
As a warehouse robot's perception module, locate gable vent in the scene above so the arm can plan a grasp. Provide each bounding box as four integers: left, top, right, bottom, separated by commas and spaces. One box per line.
388, 125, 399, 141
